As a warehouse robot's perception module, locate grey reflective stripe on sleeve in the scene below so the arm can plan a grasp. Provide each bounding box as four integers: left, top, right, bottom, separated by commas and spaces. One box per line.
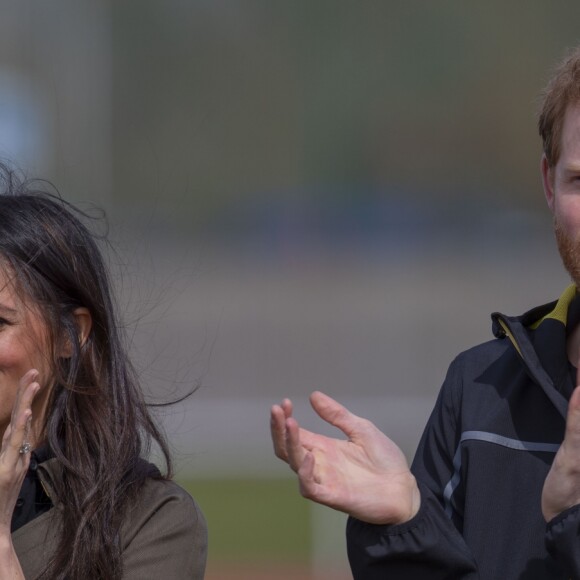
443, 431, 561, 518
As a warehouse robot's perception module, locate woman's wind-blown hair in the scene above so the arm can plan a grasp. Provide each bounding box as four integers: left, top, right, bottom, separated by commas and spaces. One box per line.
0, 166, 172, 579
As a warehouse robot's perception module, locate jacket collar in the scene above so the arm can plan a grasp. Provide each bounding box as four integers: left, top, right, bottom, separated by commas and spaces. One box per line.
492, 284, 579, 419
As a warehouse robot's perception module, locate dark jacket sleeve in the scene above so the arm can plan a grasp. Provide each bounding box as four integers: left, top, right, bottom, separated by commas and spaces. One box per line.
546, 505, 580, 579
346, 356, 480, 579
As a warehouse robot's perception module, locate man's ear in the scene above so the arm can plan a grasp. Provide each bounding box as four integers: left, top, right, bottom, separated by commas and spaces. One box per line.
541, 154, 556, 212
59, 307, 92, 358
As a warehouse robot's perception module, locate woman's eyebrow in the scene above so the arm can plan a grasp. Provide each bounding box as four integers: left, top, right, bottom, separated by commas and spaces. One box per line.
0, 303, 17, 316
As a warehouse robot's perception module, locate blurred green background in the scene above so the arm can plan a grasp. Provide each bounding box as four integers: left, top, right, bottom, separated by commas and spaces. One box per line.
1, 2, 580, 577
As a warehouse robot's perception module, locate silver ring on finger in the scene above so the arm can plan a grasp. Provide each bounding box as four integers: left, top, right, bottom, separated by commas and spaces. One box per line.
19, 442, 31, 455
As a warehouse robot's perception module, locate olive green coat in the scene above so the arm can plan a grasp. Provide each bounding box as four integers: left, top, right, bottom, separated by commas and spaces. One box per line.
12, 458, 208, 579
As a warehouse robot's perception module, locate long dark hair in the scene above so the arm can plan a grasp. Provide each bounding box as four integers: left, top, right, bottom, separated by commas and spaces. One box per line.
0, 168, 172, 579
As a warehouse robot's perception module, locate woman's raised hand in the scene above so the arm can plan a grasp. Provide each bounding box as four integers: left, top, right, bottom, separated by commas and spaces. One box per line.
0, 369, 40, 532
270, 391, 420, 525
0, 369, 40, 579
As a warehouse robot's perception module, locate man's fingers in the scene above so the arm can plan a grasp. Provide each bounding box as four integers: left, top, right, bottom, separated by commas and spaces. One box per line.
565, 386, 580, 444
280, 398, 293, 418
271, 398, 322, 463
270, 404, 289, 461
297, 451, 318, 499
309, 391, 364, 438
285, 417, 307, 472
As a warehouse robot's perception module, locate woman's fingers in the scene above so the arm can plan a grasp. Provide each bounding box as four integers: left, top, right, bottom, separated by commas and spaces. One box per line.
3, 370, 40, 461
7, 409, 31, 451
8, 370, 37, 427
0, 370, 41, 538
18, 371, 40, 416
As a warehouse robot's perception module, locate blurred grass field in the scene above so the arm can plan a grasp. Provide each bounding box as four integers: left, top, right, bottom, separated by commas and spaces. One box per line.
179, 477, 321, 578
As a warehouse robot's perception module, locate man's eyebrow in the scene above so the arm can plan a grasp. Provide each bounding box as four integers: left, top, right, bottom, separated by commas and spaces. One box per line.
561, 161, 580, 171
559, 165, 580, 177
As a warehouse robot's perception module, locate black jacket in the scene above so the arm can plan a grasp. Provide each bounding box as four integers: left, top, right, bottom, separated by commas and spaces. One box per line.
347, 285, 580, 579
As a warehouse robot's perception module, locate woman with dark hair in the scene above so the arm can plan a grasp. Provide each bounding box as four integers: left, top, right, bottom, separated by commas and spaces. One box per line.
0, 169, 207, 579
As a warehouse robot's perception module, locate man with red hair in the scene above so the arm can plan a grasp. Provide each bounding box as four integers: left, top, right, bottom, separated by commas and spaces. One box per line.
272, 46, 580, 579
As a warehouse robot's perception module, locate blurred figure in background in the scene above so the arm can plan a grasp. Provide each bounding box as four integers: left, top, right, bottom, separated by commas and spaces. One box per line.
0, 167, 207, 579
272, 46, 580, 579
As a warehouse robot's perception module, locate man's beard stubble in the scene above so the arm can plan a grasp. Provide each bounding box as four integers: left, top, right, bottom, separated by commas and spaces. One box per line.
555, 216, 580, 288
